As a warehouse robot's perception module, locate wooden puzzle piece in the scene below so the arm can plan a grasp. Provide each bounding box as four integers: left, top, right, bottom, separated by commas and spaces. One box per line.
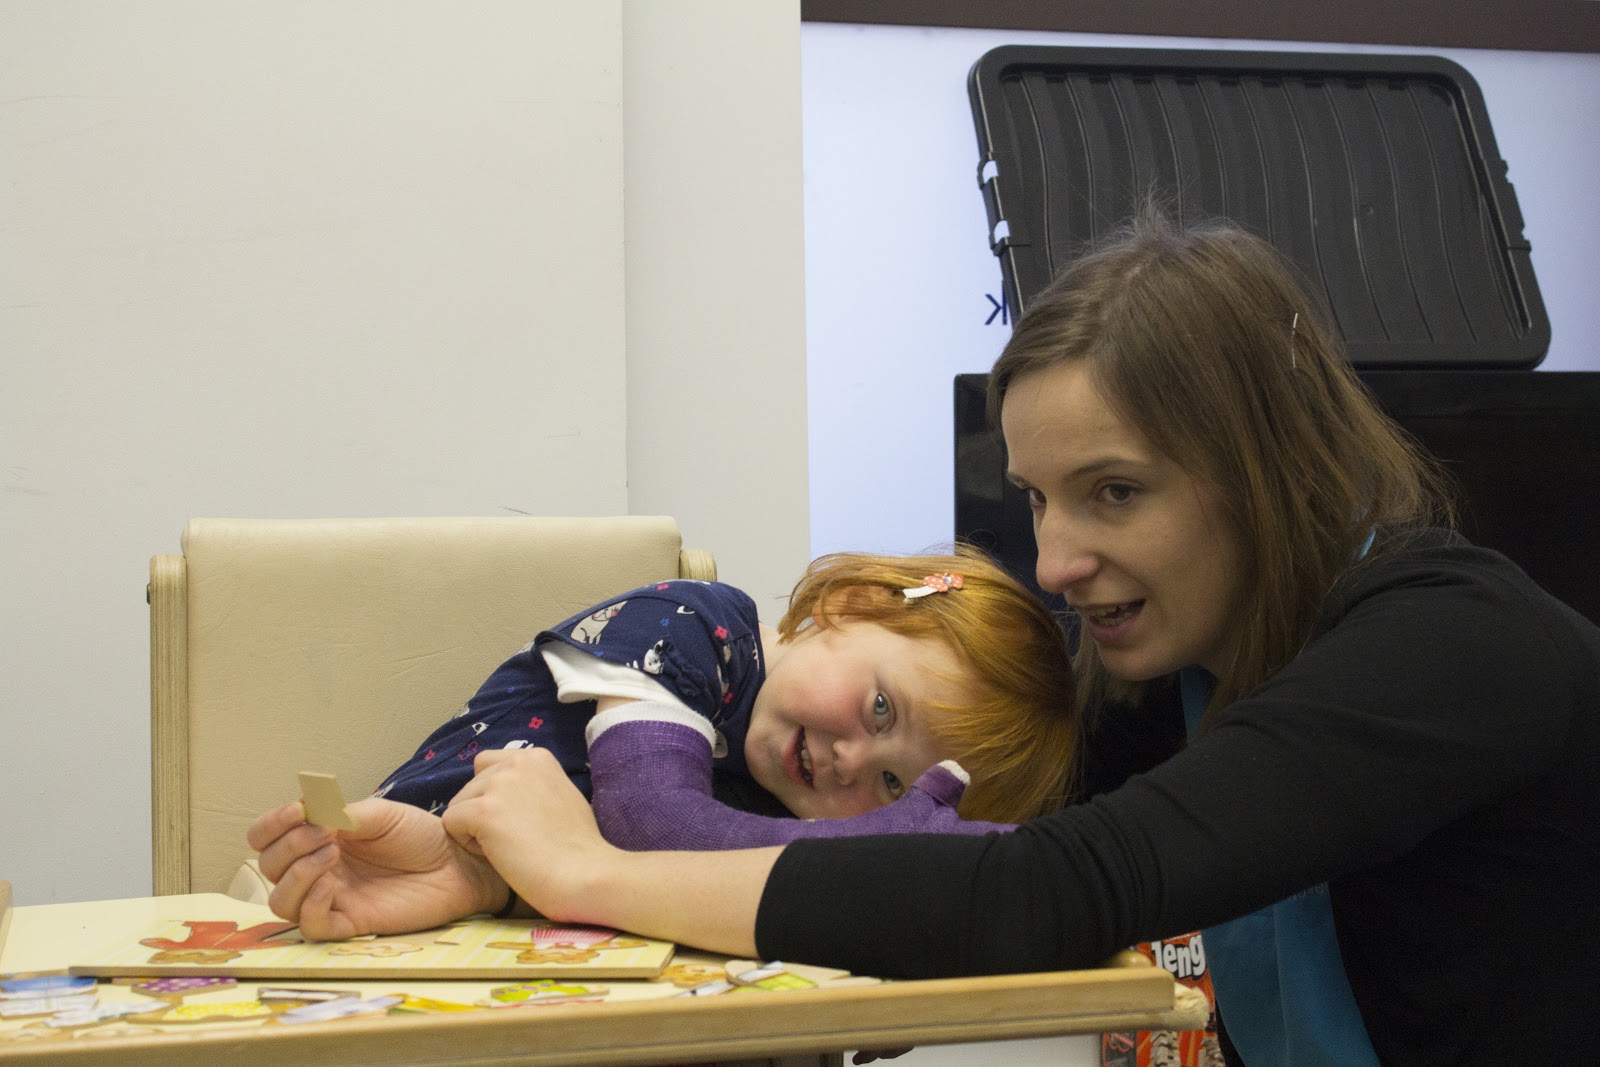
278, 995, 401, 1025
0, 993, 99, 1018
485, 980, 609, 1006
726, 959, 784, 985
655, 963, 726, 988
731, 971, 816, 993
0, 974, 97, 999
725, 959, 817, 992
130, 976, 237, 1000
298, 772, 359, 831
389, 994, 480, 1013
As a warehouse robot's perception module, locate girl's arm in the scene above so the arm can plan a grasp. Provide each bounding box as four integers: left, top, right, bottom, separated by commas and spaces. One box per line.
587, 713, 1012, 849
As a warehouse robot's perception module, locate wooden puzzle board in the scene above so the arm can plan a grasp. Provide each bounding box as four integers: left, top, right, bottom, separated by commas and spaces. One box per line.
69, 918, 675, 981
2, 894, 1207, 1063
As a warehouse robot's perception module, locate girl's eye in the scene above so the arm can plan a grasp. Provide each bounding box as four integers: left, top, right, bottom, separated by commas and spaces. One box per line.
872, 692, 892, 729
882, 770, 905, 798
1022, 487, 1045, 511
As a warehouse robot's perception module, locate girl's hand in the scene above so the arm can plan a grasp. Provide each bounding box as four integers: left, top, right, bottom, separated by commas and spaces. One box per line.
247, 796, 509, 940
443, 748, 617, 923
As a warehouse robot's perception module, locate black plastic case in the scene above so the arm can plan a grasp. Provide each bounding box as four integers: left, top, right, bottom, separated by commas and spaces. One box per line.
968, 46, 1549, 368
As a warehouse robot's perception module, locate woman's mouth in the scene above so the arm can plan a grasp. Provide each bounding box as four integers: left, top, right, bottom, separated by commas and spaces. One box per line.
1080, 600, 1144, 641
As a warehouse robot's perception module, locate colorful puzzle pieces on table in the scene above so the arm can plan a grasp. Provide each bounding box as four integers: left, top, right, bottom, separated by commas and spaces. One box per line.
0, 973, 101, 1020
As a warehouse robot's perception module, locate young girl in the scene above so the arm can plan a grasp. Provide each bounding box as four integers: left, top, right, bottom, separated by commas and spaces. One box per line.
373, 545, 1077, 848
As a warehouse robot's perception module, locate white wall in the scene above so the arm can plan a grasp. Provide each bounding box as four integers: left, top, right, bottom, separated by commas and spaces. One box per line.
0, 0, 807, 906
622, 2, 810, 618
802, 24, 1600, 559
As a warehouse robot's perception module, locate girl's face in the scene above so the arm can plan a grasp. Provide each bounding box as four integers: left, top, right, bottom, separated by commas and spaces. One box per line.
744, 620, 962, 820
1001, 361, 1244, 680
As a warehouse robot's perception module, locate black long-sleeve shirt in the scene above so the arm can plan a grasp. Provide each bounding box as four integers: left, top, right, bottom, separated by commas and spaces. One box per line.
756, 532, 1599, 1065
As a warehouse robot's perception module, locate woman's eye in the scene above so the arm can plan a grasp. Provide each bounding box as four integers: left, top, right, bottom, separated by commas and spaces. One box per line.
882, 770, 905, 798
1023, 487, 1046, 511
872, 692, 892, 728
1100, 482, 1138, 505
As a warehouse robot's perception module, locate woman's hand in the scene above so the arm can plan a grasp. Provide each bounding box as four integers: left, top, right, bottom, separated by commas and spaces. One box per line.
444, 747, 779, 957
247, 796, 509, 940
443, 748, 617, 923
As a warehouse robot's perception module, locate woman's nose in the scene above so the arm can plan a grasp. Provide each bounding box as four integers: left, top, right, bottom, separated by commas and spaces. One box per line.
1034, 519, 1098, 594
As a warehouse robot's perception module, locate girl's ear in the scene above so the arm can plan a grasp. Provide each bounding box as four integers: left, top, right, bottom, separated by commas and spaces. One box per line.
817, 584, 895, 622
808, 591, 843, 628
778, 616, 816, 644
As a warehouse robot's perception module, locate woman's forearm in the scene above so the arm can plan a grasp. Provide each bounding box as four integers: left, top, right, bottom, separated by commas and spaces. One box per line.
444, 747, 781, 957
531, 843, 783, 957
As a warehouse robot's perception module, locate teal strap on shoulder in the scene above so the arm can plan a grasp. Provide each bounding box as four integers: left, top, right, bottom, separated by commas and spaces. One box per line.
1178, 666, 1381, 1067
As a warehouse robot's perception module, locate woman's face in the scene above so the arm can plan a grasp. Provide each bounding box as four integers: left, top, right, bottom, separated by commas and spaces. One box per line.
1000, 361, 1244, 680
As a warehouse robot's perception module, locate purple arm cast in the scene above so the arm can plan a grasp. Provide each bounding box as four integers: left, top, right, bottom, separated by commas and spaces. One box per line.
587, 719, 1014, 851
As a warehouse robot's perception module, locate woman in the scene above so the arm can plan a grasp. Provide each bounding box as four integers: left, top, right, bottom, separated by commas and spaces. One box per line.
253, 212, 1598, 1066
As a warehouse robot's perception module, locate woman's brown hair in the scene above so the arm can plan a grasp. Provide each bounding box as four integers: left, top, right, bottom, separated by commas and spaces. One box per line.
988, 207, 1453, 724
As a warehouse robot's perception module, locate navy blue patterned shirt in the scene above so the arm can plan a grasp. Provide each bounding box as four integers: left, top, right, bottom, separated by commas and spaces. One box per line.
378, 580, 768, 813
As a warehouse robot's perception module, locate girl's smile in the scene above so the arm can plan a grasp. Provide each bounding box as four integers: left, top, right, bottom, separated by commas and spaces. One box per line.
744, 619, 965, 820
785, 726, 814, 787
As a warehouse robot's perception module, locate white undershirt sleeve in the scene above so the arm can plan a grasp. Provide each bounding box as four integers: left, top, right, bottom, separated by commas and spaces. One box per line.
538, 642, 715, 748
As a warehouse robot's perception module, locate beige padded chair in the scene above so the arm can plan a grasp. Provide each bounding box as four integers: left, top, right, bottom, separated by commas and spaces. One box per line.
149, 515, 715, 898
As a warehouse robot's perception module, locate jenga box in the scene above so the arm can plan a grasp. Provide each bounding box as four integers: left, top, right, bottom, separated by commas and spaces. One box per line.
1101, 932, 1222, 1067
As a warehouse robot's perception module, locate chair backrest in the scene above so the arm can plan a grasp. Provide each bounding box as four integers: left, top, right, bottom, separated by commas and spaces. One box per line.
150, 516, 715, 895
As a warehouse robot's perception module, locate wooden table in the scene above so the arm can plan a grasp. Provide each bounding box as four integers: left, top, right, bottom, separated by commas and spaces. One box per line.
0, 887, 1205, 1065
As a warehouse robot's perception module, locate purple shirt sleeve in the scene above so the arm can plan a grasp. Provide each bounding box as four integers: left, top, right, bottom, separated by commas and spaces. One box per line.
588, 719, 1014, 850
